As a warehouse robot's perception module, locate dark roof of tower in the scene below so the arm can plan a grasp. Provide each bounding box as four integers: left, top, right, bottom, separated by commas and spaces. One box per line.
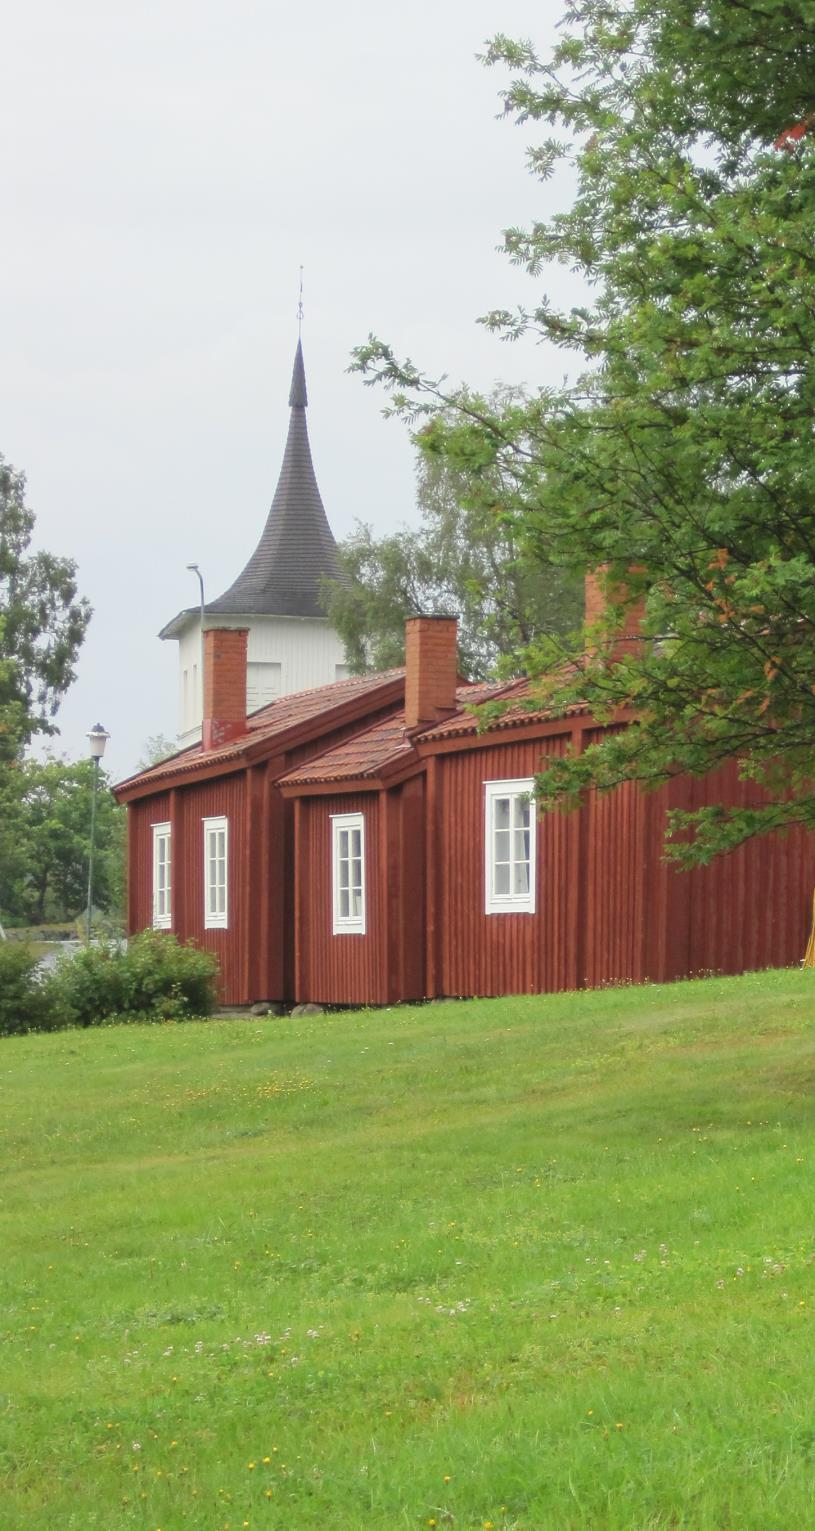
204, 339, 341, 621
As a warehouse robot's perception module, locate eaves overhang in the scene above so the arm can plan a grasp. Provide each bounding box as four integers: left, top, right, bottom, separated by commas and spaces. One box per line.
276, 749, 422, 799
412, 702, 634, 758
158, 608, 198, 641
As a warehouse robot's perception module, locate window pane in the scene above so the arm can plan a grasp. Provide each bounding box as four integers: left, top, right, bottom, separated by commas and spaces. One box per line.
494, 862, 510, 896
351, 828, 361, 858
338, 828, 349, 859
339, 860, 349, 889
513, 862, 530, 896
513, 795, 531, 828
493, 829, 510, 864
494, 797, 510, 831
514, 828, 530, 863
340, 888, 350, 919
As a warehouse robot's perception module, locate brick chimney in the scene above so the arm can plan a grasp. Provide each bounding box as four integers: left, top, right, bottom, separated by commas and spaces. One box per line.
584, 568, 646, 661
404, 615, 459, 730
202, 627, 249, 750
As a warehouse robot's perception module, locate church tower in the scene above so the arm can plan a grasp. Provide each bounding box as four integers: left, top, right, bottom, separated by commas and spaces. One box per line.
160, 339, 349, 746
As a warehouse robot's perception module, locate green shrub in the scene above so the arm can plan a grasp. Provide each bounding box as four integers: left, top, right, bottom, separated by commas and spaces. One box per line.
43, 931, 219, 1028
0, 943, 58, 1036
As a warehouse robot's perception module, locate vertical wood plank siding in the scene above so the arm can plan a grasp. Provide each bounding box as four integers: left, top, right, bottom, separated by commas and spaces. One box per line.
429, 730, 815, 1000
298, 792, 385, 1005
579, 725, 676, 988
127, 778, 247, 1004
176, 775, 248, 1003
686, 762, 815, 976
436, 736, 575, 997
295, 781, 427, 1007
396, 775, 427, 1000
127, 793, 171, 933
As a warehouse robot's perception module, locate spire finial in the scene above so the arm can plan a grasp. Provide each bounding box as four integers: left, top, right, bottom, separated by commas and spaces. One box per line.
297, 265, 304, 338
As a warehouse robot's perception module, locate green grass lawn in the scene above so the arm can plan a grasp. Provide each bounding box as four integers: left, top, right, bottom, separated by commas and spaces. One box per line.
3, 970, 815, 1530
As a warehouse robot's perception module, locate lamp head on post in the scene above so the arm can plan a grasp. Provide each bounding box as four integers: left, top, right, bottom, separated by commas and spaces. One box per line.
87, 723, 110, 762
187, 563, 205, 609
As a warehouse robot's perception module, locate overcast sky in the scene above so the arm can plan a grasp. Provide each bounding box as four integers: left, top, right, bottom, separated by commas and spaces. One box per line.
2, 0, 578, 780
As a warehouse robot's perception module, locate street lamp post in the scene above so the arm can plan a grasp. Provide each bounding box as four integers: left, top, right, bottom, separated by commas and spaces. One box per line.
86, 723, 110, 943
187, 563, 205, 725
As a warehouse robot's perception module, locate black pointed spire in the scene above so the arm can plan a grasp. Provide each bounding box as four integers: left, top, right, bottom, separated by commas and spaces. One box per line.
204, 339, 341, 621
288, 338, 308, 408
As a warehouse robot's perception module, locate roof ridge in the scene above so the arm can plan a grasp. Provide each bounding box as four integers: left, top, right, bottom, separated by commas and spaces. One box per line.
246, 666, 405, 722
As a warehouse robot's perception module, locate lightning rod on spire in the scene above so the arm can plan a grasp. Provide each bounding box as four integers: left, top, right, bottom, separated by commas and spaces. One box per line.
297, 266, 304, 336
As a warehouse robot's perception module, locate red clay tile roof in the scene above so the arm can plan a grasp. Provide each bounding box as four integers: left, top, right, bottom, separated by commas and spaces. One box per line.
278, 680, 512, 786
115, 669, 404, 794
417, 675, 591, 740
277, 710, 413, 786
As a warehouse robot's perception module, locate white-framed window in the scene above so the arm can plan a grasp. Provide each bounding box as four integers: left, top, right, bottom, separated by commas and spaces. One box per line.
484, 779, 537, 914
151, 822, 172, 929
331, 813, 366, 935
203, 816, 228, 929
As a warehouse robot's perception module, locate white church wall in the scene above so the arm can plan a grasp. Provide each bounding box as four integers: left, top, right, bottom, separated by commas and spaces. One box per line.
175, 614, 348, 746
178, 623, 203, 744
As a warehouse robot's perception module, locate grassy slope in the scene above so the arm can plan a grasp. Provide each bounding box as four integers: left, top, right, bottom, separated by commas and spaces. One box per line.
2, 970, 815, 1530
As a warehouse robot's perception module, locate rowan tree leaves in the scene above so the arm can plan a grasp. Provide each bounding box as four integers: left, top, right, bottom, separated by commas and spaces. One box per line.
353, 0, 815, 862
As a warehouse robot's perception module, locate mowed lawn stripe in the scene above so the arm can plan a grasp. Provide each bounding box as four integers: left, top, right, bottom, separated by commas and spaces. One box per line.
2, 968, 815, 1529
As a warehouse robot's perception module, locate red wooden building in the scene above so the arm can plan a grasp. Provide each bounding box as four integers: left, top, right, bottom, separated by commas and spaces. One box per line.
278, 615, 815, 1005
117, 608, 815, 1008
114, 640, 404, 1003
